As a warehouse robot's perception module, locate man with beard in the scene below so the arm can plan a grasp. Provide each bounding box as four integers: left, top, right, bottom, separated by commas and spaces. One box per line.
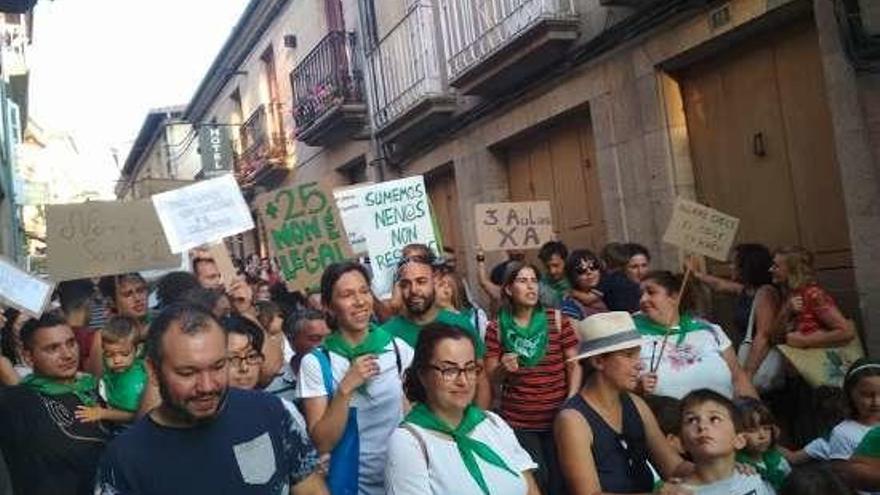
95, 304, 327, 495
0, 312, 109, 495
380, 256, 492, 407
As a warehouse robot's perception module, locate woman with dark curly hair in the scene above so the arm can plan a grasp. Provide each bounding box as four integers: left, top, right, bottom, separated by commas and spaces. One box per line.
688, 243, 783, 390
386, 323, 540, 495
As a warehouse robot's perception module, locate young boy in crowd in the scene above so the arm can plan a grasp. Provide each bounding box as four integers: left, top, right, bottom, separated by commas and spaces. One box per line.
75, 316, 147, 425
675, 389, 775, 494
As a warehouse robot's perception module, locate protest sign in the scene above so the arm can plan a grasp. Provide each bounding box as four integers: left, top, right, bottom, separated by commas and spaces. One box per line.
47, 199, 180, 281
474, 201, 554, 251
257, 181, 353, 292
151, 174, 254, 253
345, 176, 436, 298
206, 242, 239, 290
0, 256, 53, 317
662, 198, 740, 261
333, 183, 373, 255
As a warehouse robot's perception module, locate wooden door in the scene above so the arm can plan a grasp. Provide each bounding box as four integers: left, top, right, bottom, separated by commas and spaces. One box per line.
679, 20, 855, 310
680, 21, 850, 268
426, 166, 462, 260
505, 115, 605, 251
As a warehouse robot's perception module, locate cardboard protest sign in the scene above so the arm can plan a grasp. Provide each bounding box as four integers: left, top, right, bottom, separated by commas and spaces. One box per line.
206, 242, 239, 290
474, 201, 553, 251
0, 256, 53, 317
662, 198, 740, 261
257, 181, 353, 292
333, 183, 374, 255
346, 176, 437, 298
47, 200, 180, 281
151, 174, 254, 253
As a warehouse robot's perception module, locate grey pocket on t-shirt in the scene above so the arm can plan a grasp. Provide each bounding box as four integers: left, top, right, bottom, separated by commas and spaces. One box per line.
233, 432, 277, 485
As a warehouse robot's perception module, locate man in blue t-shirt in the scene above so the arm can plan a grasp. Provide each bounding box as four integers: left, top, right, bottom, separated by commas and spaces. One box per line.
95, 304, 326, 495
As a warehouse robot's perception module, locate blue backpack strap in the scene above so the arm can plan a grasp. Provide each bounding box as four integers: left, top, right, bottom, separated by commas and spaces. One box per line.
313, 347, 335, 397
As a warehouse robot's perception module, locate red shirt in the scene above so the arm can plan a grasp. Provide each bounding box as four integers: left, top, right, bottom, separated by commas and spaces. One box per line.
485, 308, 577, 430
793, 283, 839, 335
71, 326, 96, 371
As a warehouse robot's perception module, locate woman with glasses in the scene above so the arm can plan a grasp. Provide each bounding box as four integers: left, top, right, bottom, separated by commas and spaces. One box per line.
561, 249, 609, 322
221, 314, 266, 390
484, 261, 581, 495
299, 261, 413, 495
386, 323, 540, 495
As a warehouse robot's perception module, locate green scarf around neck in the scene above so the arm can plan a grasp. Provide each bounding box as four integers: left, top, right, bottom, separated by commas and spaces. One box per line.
405, 403, 518, 495
322, 325, 394, 361
498, 307, 549, 367
633, 313, 710, 345
21, 373, 98, 406
735, 449, 788, 490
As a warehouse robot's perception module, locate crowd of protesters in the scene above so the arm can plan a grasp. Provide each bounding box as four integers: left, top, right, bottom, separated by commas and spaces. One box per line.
0, 238, 876, 495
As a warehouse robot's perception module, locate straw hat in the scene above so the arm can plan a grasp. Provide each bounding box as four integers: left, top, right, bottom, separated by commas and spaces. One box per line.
569, 312, 645, 362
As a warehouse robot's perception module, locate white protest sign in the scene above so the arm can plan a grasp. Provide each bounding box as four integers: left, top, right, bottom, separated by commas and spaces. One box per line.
349, 176, 437, 298
151, 174, 254, 253
474, 201, 554, 251
662, 198, 740, 261
333, 183, 374, 255
0, 256, 53, 317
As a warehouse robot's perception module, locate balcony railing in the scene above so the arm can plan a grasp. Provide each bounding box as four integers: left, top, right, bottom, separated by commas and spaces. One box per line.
438, 0, 576, 79
368, 1, 449, 130
292, 31, 365, 132
237, 103, 287, 185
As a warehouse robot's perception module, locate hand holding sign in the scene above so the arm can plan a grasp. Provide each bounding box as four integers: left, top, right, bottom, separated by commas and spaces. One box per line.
151, 174, 254, 253
475, 201, 554, 252
257, 181, 353, 292
662, 198, 740, 262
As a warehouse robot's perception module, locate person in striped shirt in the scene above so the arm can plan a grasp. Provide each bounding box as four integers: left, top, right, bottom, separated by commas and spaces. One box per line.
485, 260, 582, 495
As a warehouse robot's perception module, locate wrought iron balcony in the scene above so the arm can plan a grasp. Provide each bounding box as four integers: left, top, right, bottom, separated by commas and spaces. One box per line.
236, 103, 289, 187
367, 1, 456, 143
438, 0, 579, 94
292, 31, 367, 146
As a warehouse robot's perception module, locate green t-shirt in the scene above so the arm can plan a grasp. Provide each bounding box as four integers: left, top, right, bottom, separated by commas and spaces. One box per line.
855, 426, 880, 458
103, 358, 148, 412
381, 308, 486, 358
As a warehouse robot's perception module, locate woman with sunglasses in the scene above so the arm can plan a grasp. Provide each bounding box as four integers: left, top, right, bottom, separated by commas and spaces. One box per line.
561, 249, 609, 322
386, 323, 541, 495
484, 261, 581, 495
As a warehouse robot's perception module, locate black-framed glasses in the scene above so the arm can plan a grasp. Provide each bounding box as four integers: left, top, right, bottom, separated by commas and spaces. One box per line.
428, 364, 483, 382
228, 351, 264, 369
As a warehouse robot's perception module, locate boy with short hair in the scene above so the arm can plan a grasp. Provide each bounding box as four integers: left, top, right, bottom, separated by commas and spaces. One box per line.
675, 389, 775, 494
74, 317, 147, 425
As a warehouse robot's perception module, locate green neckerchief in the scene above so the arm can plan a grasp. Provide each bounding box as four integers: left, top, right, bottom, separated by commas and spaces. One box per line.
103, 358, 148, 412
736, 449, 788, 490
381, 309, 486, 357
405, 403, 518, 495
322, 325, 394, 361
633, 313, 710, 345
21, 373, 98, 406
542, 275, 570, 301
498, 307, 549, 367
